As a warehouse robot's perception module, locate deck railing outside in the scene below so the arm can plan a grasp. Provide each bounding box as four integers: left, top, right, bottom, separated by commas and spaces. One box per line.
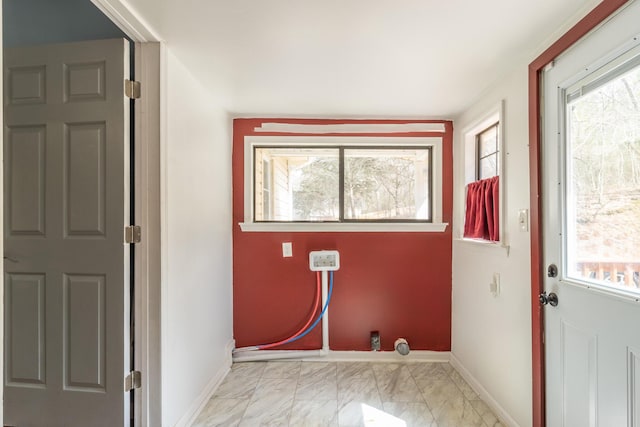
576, 262, 640, 288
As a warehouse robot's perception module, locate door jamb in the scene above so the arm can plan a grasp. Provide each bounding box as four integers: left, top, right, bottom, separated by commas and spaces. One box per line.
0, 4, 4, 424
528, 1, 631, 426
132, 42, 162, 427
90, 1, 163, 426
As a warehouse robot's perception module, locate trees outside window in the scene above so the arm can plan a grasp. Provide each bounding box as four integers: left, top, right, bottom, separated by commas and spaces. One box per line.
254, 147, 431, 222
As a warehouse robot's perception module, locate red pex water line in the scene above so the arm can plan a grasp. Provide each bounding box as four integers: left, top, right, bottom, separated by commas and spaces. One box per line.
258, 271, 322, 350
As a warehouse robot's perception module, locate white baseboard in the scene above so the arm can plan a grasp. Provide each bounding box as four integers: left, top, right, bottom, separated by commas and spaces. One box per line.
307, 350, 451, 363
225, 339, 235, 365
449, 353, 520, 427
174, 339, 235, 427
232, 348, 451, 363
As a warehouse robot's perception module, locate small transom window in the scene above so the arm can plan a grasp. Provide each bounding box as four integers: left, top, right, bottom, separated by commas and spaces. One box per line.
476, 123, 500, 180
460, 103, 504, 243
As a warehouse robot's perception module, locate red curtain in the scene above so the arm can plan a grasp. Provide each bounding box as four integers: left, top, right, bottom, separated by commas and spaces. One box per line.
464, 176, 499, 241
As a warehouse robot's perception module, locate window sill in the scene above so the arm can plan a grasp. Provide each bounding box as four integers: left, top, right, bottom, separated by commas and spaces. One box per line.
454, 237, 510, 254
239, 222, 449, 233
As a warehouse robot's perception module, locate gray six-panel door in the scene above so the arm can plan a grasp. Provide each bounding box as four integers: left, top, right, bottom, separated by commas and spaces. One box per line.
4, 38, 130, 427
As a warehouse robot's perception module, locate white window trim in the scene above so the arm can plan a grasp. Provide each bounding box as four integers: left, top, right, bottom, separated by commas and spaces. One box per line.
240, 135, 448, 232
253, 122, 446, 134
456, 101, 508, 249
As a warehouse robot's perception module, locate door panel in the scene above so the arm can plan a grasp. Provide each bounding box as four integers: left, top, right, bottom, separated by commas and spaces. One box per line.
542, 2, 640, 426
7, 125, 46, 235
560, 320, 597, 427
631, 349, 640, 426
7, 66, 46, 105
65, 61, 106, 102
65, 122, 107, 236
5, 273, 46, 387
3, 38, 130, 427
64, 274, 106, 391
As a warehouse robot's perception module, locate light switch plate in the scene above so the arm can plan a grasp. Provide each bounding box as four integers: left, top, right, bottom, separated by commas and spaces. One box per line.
518, 209, 529, 232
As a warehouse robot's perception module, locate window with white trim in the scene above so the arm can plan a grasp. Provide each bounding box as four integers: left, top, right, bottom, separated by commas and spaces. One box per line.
461, 103, 504, 243
476, 122, 500, 180
241, 136, 447, 232
254, 146, 431, 222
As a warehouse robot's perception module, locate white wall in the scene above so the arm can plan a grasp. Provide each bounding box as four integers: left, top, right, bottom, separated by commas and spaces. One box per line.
89, 0, 235, 423
161, 49, 233, 426
450, 2, 606, 425
452, 64, 532, 427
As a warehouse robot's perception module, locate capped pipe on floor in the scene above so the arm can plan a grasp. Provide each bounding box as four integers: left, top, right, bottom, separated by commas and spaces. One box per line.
394, 338, 410, 356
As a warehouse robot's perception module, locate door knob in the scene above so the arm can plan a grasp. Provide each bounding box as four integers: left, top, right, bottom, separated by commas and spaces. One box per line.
539, 291, 558, 307
3, 255, 19, 263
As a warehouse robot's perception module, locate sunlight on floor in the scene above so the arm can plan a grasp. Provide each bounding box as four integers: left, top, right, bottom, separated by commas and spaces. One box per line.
361, 403, 407, 427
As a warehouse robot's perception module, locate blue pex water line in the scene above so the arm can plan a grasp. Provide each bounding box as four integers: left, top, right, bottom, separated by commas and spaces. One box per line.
264, 271, 334, 347
283, 271, 334, 345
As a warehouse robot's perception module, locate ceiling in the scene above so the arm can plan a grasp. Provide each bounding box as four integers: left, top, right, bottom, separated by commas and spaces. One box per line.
126, 0, 600, 118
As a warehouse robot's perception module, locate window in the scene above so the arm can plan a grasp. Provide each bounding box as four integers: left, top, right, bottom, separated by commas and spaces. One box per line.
254, 147, 431, 222
563, 51, 640, 296
242, 136, 447, 232
476, 123, 499, 180
461, 103, 504, 243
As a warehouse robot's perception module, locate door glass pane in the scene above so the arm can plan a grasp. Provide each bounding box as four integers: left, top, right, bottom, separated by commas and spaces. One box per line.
254, 147, 339, 221
565, 60, 640, 295
343, 148, 431, 220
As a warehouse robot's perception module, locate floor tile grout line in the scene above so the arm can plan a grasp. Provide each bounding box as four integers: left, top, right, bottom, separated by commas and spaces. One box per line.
289, 361, 306, 425
405, 361, 438, 417
444, 362, 495, 427
234, 369, 260, 425
238, 362, 277, 425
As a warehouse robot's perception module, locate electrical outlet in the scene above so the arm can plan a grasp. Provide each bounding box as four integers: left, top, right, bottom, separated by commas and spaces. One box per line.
309, 250, 340, 271
282, 242, 292, 257
490, 272, 500, 296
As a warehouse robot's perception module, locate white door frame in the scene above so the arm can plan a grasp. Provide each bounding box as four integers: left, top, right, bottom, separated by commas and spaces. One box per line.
129, 42, 162, 427
0, 5, 4, 424
90, 2, 164, 426
92, 2, 163, 425
0, 1, 163, 425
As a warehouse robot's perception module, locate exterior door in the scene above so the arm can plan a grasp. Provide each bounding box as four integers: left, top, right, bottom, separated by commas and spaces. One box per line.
542, 2, 640, 426
3, 38, 130, 427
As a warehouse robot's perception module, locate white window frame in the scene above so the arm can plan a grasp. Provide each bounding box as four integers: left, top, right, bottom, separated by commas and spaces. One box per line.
240, 135, 448, 232
476, 123, 500, 180
458, 101, 506, 247
259, 157, 272, 220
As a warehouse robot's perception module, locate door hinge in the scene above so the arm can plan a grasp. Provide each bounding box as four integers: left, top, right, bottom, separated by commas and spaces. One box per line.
125, 79, 141, 99
125, 225, 142, 244
125, 370, 142, 391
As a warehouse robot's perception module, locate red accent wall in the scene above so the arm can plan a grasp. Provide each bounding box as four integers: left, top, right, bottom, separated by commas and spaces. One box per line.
232, 118, 453, 351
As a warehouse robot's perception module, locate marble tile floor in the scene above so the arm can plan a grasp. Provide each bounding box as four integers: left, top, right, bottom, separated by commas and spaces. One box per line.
192, 360, 505, 427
